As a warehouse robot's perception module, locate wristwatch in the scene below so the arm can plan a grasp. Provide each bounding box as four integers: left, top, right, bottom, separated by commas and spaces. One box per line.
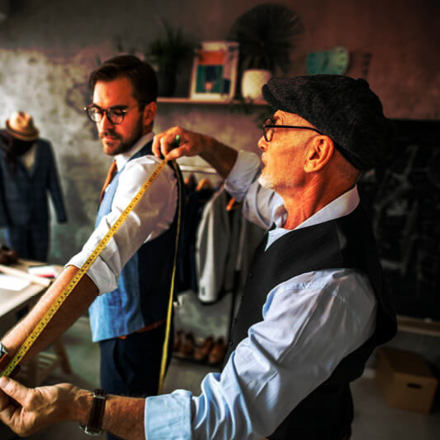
79, 389, 107, 436
0, 342, 10, 371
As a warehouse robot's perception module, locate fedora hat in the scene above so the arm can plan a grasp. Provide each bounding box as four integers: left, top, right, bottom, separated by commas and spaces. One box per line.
5, 111, 39, 141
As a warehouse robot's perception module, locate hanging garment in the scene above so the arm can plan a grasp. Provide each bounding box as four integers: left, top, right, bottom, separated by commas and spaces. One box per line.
196, 186, 265, 304
175, 182, 214, 294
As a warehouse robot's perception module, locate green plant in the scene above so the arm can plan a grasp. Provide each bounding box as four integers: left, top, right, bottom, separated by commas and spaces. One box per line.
146, 21, 195, 73
228, 3, 303, 73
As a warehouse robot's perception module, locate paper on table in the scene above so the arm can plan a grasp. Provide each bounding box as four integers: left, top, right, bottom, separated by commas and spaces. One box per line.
0, 274, 31, 291
28, 265, 57, 278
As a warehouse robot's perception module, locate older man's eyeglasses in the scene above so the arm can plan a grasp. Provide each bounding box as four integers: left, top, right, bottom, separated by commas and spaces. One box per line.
84, 104, 137, 125
262, 118, 324, 142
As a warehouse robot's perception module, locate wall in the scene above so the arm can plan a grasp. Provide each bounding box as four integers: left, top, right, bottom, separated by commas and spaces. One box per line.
0, 0, 439, 264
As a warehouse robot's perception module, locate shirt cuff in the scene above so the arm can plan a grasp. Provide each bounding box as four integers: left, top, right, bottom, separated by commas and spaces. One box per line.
225, 150, 261, 201
145, 391, 192, 439
66, 254, 118, 295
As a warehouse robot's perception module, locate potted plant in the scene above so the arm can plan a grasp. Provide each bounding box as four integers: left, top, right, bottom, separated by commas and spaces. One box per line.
146, 21, 195, 97
228, 3, 303, 100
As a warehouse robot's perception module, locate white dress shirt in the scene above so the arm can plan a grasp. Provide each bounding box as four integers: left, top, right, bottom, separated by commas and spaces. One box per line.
67, 132, 177, 294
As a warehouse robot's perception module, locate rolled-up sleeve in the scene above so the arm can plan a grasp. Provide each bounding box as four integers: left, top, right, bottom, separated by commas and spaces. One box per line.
67, 156, 177, 294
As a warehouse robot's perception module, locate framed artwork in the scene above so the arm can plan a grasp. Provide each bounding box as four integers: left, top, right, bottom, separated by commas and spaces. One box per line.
190, 41, 239, 101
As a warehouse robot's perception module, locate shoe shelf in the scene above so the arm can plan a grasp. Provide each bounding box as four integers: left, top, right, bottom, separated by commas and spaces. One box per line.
173, 330, 227, 367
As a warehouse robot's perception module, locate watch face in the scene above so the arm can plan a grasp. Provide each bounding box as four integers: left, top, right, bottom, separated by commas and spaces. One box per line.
306, 46, 349, 75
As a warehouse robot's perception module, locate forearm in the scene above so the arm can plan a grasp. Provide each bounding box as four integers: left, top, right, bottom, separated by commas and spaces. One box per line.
72, 389, 145, 440
1, 265, 98, 362
153, 127, 238, 179
197, 135, 238, 179
0, 378, 146, 440
101, 395, 146, 440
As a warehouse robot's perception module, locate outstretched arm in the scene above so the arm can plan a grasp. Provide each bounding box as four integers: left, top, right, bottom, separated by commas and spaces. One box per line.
0, 376, 145, 439
0, 266, 98, 370
152, 126, 238, 179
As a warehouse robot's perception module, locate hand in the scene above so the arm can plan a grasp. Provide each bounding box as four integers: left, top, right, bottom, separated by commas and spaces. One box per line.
0, 386, 9, 413
0, 376, 80, 437
152, 126, 209, 161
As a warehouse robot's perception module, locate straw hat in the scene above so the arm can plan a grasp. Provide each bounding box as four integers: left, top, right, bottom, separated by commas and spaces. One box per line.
5, 111, 39, 141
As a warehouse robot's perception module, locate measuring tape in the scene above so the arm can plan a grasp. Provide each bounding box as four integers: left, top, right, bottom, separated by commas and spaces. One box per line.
0, 157, 174, 379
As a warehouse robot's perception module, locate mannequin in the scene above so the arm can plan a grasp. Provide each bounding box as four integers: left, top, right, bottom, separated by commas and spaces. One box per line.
0, 111, 67, 261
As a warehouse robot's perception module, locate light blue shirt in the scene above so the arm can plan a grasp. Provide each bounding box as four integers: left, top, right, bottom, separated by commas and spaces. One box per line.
145, 151, 377, 439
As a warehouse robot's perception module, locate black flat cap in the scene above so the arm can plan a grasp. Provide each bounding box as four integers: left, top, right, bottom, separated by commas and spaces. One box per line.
262, 75, 393, 170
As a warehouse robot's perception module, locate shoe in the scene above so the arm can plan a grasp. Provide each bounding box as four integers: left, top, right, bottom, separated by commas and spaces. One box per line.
193, 336, 214, 362
177, 332, 195, 359
173, 329, 184, 352
208, 337, 227, 366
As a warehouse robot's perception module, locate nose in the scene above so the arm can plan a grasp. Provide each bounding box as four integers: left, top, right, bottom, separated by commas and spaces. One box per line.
257, 135, 268, 152
99, 112, 115, 131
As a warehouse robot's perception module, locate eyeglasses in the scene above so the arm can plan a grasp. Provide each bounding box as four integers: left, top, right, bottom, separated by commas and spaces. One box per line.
262, 118, 324, 142
84, 104, 138, 125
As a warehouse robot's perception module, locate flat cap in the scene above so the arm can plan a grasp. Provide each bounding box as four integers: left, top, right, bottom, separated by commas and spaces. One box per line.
262, 75, 393, 170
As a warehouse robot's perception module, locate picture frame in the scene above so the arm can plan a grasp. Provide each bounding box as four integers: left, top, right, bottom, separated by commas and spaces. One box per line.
190, 41, 239, 101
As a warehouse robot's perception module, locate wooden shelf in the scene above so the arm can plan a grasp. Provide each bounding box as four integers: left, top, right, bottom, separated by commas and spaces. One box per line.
157, 97, 268, 106
397, 315, 440, 337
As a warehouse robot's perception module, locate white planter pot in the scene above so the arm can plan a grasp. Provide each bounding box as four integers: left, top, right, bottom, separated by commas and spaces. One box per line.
241, 69, 272, 100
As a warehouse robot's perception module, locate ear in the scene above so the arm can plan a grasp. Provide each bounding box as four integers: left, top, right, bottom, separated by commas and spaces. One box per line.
142, 102, 157, 132
304, 136, 335, 173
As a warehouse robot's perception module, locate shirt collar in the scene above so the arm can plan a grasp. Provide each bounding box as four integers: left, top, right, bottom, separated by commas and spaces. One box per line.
297, 185, 360, 230
114, 132, 154, 171
267, 186, 360, 249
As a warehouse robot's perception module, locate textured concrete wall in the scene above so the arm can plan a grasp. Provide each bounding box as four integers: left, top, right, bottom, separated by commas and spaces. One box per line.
0, 0, 438, 262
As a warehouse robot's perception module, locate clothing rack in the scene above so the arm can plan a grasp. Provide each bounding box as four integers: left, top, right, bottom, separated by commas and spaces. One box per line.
174, 164, 242, 366
178, 164, 218, 175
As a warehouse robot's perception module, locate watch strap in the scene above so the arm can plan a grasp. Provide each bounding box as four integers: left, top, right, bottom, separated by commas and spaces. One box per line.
79, 389, 107, 436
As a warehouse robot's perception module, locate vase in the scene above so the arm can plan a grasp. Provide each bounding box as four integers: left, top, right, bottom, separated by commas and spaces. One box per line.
241, 69, 272, 100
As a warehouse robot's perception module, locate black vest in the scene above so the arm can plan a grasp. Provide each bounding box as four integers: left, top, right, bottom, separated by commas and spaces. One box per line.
227, 205, 396, 439
135, 145, 183, 324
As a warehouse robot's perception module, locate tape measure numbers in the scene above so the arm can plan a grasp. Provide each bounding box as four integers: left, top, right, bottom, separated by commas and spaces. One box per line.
0, 158, 170, 379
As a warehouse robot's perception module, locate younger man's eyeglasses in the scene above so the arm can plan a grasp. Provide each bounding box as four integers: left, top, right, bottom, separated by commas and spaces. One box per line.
84, 104, 137, 125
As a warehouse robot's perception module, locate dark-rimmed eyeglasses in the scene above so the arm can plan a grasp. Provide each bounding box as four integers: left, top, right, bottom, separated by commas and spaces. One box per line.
262, 118, 324, 142
84, 104, 138, 125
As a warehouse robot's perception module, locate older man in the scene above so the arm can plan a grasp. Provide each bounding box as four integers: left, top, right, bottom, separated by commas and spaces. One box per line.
0, 75, 396, 440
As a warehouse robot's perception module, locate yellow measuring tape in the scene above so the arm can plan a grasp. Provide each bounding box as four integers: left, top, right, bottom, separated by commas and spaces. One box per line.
0, 155, 180, 391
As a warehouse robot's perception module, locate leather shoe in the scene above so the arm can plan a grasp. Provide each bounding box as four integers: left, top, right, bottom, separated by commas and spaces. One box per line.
177, 332, 195, 359
193, 336, 214, 362
173, 329, 184, 352
208, 337, 227, 366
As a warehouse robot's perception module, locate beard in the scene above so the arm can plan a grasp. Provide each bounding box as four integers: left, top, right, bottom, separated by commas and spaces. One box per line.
258, 169, 275, 190
100, 118, 144, 156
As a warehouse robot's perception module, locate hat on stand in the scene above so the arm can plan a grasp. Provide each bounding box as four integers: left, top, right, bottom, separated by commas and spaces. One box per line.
5, 111, 39, 141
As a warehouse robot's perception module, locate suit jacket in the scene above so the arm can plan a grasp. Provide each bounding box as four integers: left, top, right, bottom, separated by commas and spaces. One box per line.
0, 138, 67, 227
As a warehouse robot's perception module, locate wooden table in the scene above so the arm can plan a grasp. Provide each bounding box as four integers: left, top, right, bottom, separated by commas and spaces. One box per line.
0, 261, 72, 386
